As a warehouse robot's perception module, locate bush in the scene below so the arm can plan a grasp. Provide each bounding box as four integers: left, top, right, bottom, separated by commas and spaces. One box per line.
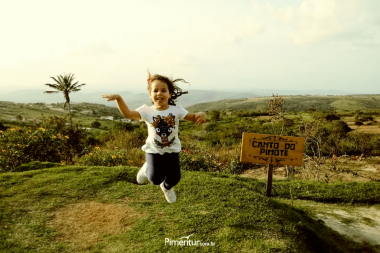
36, 116, 90, 164
340, 132, 377, 156
305, 120, 351, 156
76, 147, 144, 167
91, 120, 101, 128
0, 116, 90, 171
355, 111, 374, 125
179, 150, 222, 172
0, 122, 6, 131
0, 126, 60, 171
114, 121, 138, 131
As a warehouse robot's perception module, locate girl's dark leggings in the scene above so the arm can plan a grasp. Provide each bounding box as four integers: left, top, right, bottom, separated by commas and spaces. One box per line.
145, 152, 181, 190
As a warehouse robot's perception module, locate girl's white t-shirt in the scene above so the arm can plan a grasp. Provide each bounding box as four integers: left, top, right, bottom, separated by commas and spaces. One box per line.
136, 104, 188, 154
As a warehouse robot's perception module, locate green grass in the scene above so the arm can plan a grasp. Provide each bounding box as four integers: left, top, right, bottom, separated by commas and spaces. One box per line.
0, 106, 67, 121
268, 180, 380, 204
1, 166, 379, 252
0, 101, 122, 128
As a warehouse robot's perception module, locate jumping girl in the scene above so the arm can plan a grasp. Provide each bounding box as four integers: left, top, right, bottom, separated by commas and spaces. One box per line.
102, 73, 206, 203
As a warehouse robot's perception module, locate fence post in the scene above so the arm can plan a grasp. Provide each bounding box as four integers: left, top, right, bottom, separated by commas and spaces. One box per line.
266, 164, 274, 197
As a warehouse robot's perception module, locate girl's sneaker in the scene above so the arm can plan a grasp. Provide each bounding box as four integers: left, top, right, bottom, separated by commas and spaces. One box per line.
160, 182, 176, 203
137, 162, 148, 184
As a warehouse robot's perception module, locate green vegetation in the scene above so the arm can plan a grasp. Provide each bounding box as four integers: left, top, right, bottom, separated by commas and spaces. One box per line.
0, 116, 92, 171
2, 94, 380, 174
354, 111, 375, 126
0, 101, 121, 129
1, 94, 380, 252
1, 166, 379, 252
187, 94, 380, 113
91, 120, 101, 128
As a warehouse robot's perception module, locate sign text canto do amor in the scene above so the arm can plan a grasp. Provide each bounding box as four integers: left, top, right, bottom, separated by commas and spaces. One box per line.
240, 133, 305, 197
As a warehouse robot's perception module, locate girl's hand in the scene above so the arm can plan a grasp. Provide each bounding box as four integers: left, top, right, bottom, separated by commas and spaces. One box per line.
195, 112, 206, 127
101, 94, 120, 101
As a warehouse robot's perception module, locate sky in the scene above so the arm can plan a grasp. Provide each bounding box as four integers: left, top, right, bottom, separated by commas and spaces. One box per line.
1, 0, 380, 94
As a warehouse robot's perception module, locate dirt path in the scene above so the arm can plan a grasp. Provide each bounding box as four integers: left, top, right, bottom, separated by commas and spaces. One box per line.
240, 158, 380, 252
316, 206, 380, 249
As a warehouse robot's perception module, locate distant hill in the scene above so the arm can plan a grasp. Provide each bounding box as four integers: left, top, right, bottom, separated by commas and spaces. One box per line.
2, 94, 380, 123
186, 94, 380, 112
0, 89, 259, 110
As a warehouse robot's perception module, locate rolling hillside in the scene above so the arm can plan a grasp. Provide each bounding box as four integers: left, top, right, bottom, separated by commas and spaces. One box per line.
187, 94, 380, 112
0, 89, 259, 111
2, 94, 380, 124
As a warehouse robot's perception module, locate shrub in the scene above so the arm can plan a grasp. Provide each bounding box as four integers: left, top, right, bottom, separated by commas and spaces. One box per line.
100, 129, 146, 150
36, 116, 90, 164
0, 126, 61, 171
355, 111, 374, 125
114, 121, 138, 131
91, 120, 101, 128
0, 122, 6, 131
76, 147, 144, 167
0, 116, 90, 171
179, 150, 222, 172
341, 132, 376, 156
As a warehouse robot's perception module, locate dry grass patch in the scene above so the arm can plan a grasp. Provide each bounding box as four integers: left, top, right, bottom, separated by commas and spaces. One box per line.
46, 200, 146, 248
345, 117, 380, 134
240, 157, 380, 182
349, 124, 380, 134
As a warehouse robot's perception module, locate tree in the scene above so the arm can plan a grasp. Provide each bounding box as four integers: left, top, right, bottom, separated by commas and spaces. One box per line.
267, 94, 286, 135
44, 73, 86, 126
91, 120, 101, 128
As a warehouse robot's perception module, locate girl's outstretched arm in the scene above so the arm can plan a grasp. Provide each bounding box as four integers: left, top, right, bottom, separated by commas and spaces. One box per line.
184, 112, 206, 127
101, 94, 141, 120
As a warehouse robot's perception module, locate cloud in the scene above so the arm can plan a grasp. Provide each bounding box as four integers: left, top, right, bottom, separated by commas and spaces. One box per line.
267, 0, 380, 45
72, 40, 114, 57
208, 16, 266, 45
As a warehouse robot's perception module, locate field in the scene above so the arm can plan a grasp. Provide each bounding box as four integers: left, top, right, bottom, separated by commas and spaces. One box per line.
187, 94, 380, 113
2, 95, 380, 252
0, 101, 124, 131
1, 165, 380, 253
258, 115, 380, 134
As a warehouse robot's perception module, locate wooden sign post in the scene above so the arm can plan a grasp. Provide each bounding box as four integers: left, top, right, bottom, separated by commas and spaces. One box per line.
240, 133, 305, 197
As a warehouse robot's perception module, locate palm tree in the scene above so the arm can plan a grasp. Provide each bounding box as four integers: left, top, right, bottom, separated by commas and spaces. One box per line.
44, 73, 86, 126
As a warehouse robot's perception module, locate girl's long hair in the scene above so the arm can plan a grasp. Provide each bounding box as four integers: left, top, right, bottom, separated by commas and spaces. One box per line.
147, 72, 189, 105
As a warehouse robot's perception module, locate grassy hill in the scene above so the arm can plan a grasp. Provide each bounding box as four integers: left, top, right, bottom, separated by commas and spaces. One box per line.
1, 165, 379, 252
0, 89, 259, 110
3, 94, 380, 125
0, 101, 123, 130
187, 94, 380, 113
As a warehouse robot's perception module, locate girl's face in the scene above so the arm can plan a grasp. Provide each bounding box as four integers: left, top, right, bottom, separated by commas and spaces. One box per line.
149, 80, 172, 110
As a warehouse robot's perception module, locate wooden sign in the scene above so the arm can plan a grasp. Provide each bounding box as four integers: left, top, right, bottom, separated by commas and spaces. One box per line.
240, 133, 305, 166
240, 133, 305, 197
